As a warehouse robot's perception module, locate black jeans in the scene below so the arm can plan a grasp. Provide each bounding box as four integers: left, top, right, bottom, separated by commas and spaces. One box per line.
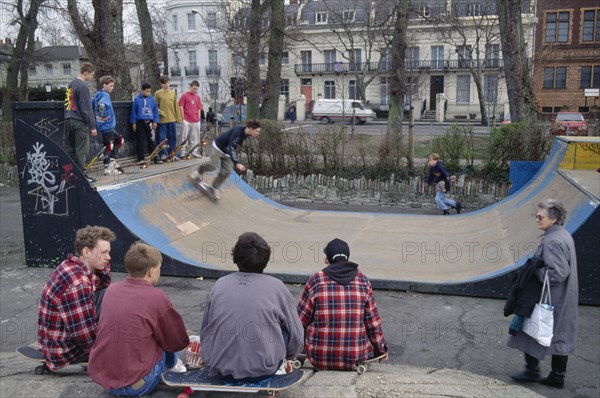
134, 120, 155, 161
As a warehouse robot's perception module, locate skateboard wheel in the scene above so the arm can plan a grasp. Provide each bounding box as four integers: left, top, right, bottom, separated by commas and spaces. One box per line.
34, 364, 46, 375
356, 364, 367, 375
292, 359, 303, 370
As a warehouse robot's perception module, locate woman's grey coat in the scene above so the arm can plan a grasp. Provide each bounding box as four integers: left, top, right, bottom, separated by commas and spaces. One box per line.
507, 225, 578, 359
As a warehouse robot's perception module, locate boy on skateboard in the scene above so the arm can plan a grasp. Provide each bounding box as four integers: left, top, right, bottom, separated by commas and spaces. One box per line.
426, 153, 462, 215
297, 238, 388, 371
37, 226, 115, 371
200, 232, 304, 379
88, 242, 189, 396
190, 120, 261, 200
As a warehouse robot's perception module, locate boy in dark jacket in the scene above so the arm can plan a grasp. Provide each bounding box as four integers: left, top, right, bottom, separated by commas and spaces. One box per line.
426, 153, 462, 215
130, 83, 160, 165
92, 75, 122, 175
190, 120, 261, 199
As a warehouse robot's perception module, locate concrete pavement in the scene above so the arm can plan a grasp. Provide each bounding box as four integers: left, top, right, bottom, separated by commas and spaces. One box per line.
1, 186, 598, 398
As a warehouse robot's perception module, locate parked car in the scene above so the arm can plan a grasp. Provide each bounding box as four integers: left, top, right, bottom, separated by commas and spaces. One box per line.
551, 112, 588, 136
221, 104, 247, 124
311, 99, 376, 124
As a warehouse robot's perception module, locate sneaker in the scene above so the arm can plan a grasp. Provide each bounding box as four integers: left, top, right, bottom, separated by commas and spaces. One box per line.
190, 169, 201, 180
137, 160, 147, 165
172, 156, 180, 161
104, 166, 123, 176
109, 159, 120, 168
166, 358, 187, 373
442, 209, 450, 215
154, 158, 164, 164
160, 155, 167, 161
456, 202, 462, 214
84, 174, 96, 183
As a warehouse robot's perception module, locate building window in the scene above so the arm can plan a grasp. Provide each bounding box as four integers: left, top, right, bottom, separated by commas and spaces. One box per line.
324, 81, 335, 99
187, 13, 196, 31
406, 46, 419, 69
379, 48, 392, 70
63, 63, 71, 75
208, 49, 218, 68
207, 12, 217, 29
316, 12, 328, 24
324, 49, 336, 71
583, 9, 600, 42
286, 14, 296, 26
380, 77, 390, 105
209, 83, 219, 101
172, 14, 178, 32
419, 4, 430, 18
457, 75, 471, 103
544, 66, 567, 89
233, 53, 244, 68
545, 11, 569, 43
348, 49, 361, 71
431, 46, 444, 69
301, 51, 312, 72
349, 80, 361, 100
580, 66, 600, 88
189, 50, 197, 68
46, 64, 53, 76
457, 45, 472, 68
280, 79, 289, 102
259, 53, 266, 66
467, 3, 481, 17
29, 65, 37, 76
484, 74, 499, 103
343, 10, 355, 22
485, 44, 500, 68
301, 78, 312, 86
282, 51, 289, 65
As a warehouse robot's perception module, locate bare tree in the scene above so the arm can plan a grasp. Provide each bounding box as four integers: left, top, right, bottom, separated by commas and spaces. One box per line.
262, 0, 285, 119
134, 0, 161, 92
66, 0, 134, 100
496, 0, 536, 121
2, 0, 46, 123
246, 0, 263, 120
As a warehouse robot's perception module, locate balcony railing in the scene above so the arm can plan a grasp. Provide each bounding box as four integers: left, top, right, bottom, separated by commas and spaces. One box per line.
170, 67, 181, 77
205, 66, 221, 77
185, 66, 199, 76
294, 59, 505, 74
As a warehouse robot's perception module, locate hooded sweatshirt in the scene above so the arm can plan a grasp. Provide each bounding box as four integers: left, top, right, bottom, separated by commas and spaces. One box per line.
91, 90, 116, 134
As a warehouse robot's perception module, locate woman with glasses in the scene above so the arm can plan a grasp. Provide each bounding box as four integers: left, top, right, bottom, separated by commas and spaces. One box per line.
508, 199, 578, 389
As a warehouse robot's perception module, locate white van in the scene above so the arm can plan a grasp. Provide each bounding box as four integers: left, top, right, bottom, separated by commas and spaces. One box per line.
311, 99, 376, 124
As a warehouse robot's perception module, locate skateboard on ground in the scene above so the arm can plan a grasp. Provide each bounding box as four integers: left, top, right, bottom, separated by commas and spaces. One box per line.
182, 143, 201, 159
189, 173, 218, 202
355, 352, 388, 374
166, 139, 188, 161
162, 368, 304, 397
142, 138, 169, 168
85, 145, 107, 171
16, 345, 87, 375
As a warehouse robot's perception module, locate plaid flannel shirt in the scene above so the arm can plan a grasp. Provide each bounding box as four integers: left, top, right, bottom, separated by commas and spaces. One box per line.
37, 254, 110, 370
297, 270, 387, 371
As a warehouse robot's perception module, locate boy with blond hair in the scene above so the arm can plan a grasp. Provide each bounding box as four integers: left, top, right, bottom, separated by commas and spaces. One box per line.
88, 242, 188, 396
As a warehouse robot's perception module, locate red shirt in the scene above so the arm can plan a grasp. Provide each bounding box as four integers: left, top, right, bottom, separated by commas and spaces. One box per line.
37, 254, 111, 371
88, 277, 189, 390
297, 270, 387, 370
178, 91, 203, 123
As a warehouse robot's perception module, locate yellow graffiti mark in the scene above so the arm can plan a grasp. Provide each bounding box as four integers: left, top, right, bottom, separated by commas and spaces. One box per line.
64, 88, 74, 111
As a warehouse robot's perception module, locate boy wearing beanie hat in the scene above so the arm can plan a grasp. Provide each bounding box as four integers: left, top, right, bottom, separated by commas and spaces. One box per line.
297, 238, 388, 370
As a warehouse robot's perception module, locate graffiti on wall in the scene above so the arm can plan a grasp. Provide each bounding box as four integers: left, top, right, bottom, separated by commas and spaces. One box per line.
21, 142, 75, 216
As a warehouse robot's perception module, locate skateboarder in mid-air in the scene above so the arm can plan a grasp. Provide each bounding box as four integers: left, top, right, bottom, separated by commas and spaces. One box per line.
297, 238, 388, 371
190, 120, 261, 200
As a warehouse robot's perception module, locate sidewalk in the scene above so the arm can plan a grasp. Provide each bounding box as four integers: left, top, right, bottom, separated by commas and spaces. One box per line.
1, 186, 598, 398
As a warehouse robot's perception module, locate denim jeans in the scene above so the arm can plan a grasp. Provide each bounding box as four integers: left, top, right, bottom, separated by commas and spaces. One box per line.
157, 122, 177, 158
108, 352, 178, 397
435, 191, 456, 210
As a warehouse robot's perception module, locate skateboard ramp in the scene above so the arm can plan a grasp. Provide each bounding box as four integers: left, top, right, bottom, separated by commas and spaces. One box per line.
12, 104, 599, 302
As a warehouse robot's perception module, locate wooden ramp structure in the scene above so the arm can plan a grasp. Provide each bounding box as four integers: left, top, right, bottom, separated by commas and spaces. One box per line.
13, 109, 599, 303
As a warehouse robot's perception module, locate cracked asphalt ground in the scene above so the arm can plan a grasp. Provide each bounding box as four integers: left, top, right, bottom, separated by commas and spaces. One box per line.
1, 187, 599, 397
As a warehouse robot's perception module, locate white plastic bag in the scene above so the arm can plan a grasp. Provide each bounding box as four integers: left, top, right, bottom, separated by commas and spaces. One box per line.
522, 271, 554, 347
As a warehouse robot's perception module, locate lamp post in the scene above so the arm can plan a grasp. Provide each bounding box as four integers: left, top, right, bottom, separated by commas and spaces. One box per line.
45, 82, 52, 100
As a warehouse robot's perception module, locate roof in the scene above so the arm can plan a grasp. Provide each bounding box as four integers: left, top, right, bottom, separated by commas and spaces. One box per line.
33, 46, 88, 62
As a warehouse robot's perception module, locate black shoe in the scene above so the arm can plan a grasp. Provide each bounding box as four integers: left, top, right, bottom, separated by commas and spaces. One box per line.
540, 372, 565, 389
443, 209, 450, 215
511, 369, 541, 383
456, 202, 462, 214
84, 174, 96, 183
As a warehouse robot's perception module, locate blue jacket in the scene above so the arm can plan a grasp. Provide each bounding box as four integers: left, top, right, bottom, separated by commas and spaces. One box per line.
214, 126, 247, 165
130, 93, 160, 124
427, 161, 450, 187
91, 90, 116, 133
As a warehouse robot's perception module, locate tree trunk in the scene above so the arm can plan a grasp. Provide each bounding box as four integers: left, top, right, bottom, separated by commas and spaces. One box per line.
67, 0, 133, 100
135, 0, 162, 93
262, 0, 285, 120
246, 0, 263, 120
496, 0, 536, 121
2, 0, 45, 123
472, 72, 488, 125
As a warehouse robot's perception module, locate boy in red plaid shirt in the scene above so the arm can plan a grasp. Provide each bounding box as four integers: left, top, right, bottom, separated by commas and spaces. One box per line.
297, 238, 388, 370
37, 226, 115, 371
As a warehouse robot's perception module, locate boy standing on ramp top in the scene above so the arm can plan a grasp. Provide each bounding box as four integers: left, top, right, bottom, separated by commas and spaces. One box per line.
297, 238, 388, 371
190, 120, 261, 200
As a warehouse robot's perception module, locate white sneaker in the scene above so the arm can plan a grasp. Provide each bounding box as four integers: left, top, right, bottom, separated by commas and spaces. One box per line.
166, 358, 187, 373
109, 159, 120, 168
104, 165, 123, 176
